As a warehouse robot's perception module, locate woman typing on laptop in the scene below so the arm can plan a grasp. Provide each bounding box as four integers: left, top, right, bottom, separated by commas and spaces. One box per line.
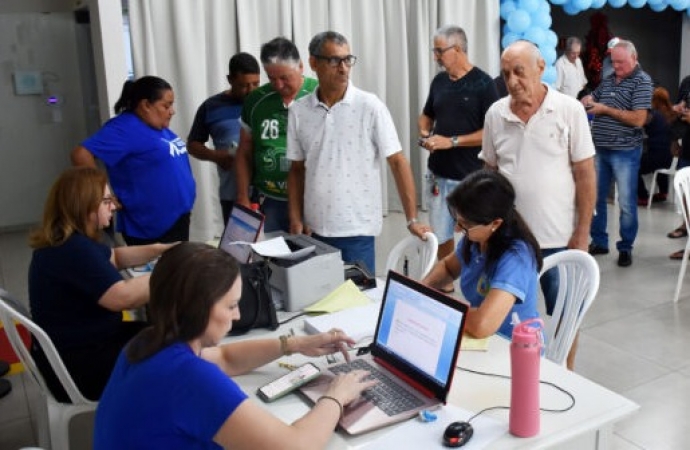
422, 170, 542, 339
94, 242, 376, 450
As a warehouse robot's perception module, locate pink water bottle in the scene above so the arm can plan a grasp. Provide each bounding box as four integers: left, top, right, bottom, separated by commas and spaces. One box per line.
509, 317, 544, 438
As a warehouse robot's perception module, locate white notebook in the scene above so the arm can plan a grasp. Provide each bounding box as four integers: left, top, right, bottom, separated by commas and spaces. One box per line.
303, 302, 381, 343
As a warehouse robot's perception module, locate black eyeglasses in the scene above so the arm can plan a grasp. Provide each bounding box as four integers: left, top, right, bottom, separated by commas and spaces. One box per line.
431, 45, 455, 56
314, 54, 357, 68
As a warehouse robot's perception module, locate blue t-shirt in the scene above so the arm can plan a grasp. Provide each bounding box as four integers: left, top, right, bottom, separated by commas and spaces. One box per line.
457, 238, 540, 338
95, 343, 247, 450
187, 93, 244, 201
29, 233, 123, 350
82, 112, 196, 239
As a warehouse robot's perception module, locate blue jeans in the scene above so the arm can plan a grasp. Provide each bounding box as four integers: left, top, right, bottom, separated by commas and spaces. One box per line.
426, 174, 461, 244
591, 146, 642, 252
260, 197, 290, 233
540, 247, 566, 316
312, 234, 375, 274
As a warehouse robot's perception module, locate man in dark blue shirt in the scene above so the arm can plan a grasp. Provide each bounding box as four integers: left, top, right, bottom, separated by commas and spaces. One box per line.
582, 39, 652, 267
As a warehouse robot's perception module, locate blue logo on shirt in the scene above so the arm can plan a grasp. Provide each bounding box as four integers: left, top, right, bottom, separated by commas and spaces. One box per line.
166, 137, 188, 157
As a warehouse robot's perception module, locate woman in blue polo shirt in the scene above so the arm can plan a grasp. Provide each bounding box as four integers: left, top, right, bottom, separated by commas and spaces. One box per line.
71, 76, 196, 245
422, 170, 542, 339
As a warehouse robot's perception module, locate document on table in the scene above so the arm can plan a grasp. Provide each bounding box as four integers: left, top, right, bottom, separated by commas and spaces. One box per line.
360, 403, 506, 450
303, 280, 371, 314
303, 302, 380, 342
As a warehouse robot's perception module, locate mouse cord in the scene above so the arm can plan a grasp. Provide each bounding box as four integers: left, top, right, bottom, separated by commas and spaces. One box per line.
457, 366, 576, 422
278, 312, 306, 325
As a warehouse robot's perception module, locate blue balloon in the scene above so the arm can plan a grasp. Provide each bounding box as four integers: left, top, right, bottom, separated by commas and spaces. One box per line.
541, 46, 557, 65
646, 0, 663, 4
628, 0, 646, 7
502, 32, 522, 49
670, 0, 690, 11
545, 29, 559, 48
608, 0, 627, 8
590, 0, 607, 7
542, 66, 557, 85
508, 9, 532, 33
539, 0, 551, 13
501, 0, 518, 20
649, 1, 667, 10
519, 0, 541, 12
549, 0, 567, 4
573, 0, 593, 9
524, 26, 547, 46
532, 10, 553, 28
563, 3, 582, 15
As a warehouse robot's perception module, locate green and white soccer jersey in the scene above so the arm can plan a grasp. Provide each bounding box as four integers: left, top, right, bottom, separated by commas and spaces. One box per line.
241, 77, 318, 199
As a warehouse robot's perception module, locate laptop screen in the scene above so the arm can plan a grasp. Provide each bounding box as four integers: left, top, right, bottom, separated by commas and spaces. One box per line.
373, 271, 467, 397
218, 204, 264, 263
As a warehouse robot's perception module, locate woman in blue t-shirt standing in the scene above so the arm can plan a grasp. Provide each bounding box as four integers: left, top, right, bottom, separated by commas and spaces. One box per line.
423, 170, 542, 339
71, 76, 196, 245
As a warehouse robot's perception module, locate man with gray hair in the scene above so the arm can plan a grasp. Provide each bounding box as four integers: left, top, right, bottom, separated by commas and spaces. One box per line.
418, 25, 499, 293
480, 40, 596, 369
235, 37, 318, 232
555, 36, 588, 98
582, 39, 653, 267
288, 31, 429, 273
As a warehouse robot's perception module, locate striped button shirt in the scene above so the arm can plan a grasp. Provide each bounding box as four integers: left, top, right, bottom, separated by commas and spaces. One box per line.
591, 66, 652, 150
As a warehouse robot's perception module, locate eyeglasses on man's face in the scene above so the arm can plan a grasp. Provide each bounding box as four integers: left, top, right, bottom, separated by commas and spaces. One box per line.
431, 45, 455, 56
314, 54, 357, 68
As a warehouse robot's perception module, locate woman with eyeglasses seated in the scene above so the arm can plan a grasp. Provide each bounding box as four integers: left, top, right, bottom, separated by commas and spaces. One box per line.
94, 242, 375, 450
29, 167, 176, 401
422, 169, 542, 339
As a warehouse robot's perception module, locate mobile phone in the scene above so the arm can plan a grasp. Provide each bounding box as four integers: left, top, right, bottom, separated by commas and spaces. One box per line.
257, 362, 321, 402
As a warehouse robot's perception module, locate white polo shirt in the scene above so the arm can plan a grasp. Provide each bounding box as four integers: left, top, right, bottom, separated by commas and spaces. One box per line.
287, 83, 401, 236
554, 55, 588, 99
479, 85, 595, 249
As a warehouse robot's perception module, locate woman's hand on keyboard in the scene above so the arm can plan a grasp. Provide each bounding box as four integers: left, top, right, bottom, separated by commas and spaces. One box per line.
326, 370, 378, 406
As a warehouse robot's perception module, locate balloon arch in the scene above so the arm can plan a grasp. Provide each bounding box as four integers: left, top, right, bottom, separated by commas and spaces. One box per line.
500, 0, 690, 84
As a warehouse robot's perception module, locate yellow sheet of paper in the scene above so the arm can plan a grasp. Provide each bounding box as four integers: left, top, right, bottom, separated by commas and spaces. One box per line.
461, 335, 490, 351
303, 280, 371, 313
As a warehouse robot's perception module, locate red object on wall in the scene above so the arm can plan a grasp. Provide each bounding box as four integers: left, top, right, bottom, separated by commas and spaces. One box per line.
582, 12, 613, 90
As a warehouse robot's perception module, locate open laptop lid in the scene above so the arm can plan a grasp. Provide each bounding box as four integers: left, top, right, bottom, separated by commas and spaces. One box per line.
218, 203, 265, 263
370, 270, 468, 402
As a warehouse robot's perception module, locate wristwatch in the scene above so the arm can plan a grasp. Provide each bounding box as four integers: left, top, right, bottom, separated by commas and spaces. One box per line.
450, 136, 459, 147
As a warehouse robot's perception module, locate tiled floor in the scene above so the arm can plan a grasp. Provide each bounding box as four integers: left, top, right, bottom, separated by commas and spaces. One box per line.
2, 202, 690, 449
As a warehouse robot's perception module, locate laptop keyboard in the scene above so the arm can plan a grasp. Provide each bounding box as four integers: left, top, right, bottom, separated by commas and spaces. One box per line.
329, 359, 424, 416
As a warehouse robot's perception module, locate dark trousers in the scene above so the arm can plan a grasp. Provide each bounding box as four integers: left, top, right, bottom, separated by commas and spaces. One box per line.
123, 212, 191, 246
32, 321, 147, 402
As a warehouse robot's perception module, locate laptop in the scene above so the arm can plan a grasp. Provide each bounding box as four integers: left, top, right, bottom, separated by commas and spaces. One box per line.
299, 270, 468, 435
218, 203, 265, 263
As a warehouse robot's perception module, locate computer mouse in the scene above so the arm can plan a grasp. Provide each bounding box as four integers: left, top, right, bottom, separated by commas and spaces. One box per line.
442, 421, 474, 448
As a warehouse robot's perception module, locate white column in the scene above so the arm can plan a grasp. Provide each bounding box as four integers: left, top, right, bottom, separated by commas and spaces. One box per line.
86, 0, 128, 123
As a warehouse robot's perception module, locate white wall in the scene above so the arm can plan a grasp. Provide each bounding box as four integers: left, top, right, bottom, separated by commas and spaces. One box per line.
0, 12, 87, 229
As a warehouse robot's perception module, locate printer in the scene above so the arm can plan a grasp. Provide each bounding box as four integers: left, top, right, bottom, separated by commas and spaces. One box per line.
265, 233, 344, 312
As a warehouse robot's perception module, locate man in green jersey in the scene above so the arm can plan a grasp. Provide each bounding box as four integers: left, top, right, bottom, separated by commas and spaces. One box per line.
235, 37, 318, 232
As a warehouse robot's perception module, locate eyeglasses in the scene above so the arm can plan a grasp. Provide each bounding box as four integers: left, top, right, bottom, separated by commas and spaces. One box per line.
102, 196, 119, 207
431, 45, 455, 56
313, 54, 357, 68
456, 221, 485, 235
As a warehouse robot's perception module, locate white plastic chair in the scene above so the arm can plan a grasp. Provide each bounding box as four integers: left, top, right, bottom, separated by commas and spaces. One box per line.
384, 232, 438, 280
647, 156, 678, 209
539, 250, 600, 366
0, 288, 97, 450
672, 167, 690, 303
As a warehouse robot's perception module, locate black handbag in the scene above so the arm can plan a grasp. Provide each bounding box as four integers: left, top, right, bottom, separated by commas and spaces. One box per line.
228, 260, 279, 335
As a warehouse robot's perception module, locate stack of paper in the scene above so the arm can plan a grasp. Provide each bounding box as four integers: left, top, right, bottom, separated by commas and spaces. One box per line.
303, 302, 381, 343
303, 280, 371, 314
